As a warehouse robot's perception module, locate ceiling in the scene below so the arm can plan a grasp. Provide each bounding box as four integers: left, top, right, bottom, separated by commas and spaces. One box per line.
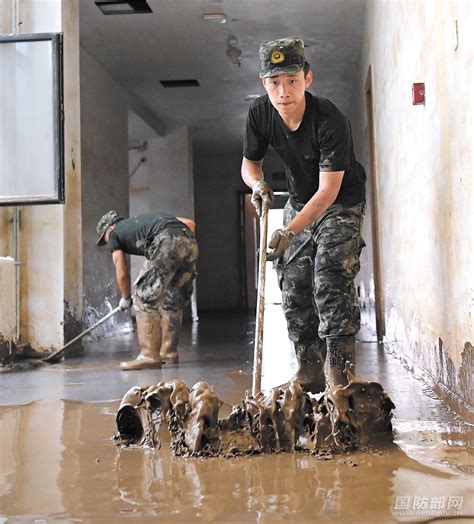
80, 0, 366, 155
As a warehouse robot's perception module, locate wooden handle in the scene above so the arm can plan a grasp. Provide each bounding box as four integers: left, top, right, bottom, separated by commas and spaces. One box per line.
252, 204, 269, 396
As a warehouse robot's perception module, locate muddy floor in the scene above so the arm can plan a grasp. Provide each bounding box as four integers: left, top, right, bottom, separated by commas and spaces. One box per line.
0, 309, 473, 522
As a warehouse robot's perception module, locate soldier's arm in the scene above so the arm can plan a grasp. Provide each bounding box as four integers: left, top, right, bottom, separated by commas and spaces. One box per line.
112, 249, 131, 299
241, 157, 265, 188
177, 217, 196, 233
287, 171, 344, 234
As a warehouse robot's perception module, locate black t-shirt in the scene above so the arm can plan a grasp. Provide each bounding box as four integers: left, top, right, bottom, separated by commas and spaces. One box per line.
108, 212, 185, 256
243, 92, 366, 208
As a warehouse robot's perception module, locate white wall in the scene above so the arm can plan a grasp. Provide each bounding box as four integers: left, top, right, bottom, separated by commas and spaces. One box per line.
128, 122, 194, 284
147, 127, 194, 219
350, 0, 473, 415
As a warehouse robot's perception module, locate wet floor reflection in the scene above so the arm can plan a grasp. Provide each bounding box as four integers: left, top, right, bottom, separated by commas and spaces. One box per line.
1, 400, 472, 522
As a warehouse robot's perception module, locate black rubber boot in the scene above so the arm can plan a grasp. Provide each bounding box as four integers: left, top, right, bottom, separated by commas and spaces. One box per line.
327, 336, 356, 388
291, 338, 327, 394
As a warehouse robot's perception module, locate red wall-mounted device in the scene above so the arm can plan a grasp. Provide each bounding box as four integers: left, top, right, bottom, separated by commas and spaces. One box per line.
412, 83, 425, 105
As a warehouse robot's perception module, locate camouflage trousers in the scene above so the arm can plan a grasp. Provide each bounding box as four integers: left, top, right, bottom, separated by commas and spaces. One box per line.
133, 228, 198, 314
275, 200, 365, 346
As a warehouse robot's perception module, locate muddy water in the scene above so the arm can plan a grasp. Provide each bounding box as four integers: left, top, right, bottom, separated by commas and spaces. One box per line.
1, 400, 472, 522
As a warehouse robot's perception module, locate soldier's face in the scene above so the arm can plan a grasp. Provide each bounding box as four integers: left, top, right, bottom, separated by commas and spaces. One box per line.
262, 70, 313, 118
104, 224, 115, 244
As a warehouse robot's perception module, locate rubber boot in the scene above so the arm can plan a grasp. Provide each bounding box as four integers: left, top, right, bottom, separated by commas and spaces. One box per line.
120, 311, 162, 370
116, 386, 145, 444
279, 338, 327, 393
160, 309, 182, 364
292, 339, 327, 393
327, 336, 356, 388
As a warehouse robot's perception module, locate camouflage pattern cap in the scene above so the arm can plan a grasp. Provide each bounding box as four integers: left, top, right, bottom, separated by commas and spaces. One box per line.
259, 37, 306, 79
96, 210, 123, 246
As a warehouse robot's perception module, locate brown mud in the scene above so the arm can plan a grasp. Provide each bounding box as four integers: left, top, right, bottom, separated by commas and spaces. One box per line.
1, 399, 472, 522
115, 368, 396, 457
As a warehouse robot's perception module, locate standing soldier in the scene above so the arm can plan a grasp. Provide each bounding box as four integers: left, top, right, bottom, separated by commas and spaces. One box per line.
96, 211, 198, 370
242, 37, 366, 392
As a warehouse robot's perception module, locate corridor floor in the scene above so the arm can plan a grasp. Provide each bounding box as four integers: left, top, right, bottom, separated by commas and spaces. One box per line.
0, 309, 472, 523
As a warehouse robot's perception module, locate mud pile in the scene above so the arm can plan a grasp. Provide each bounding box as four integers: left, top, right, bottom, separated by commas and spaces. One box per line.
115, 369, 395, 457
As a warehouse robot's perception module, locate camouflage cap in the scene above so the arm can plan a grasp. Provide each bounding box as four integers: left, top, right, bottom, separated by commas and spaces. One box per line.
96, 210, 123, 246
259, 37, 306, 79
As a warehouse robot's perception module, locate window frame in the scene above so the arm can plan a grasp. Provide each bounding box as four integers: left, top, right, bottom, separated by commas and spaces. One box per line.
0, 32, 64, 206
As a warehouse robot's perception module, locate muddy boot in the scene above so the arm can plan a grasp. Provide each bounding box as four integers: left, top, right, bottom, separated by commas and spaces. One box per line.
280, 339, 327, 393
116, 386, 146, 445
160, 309, 182, 364
327, 336, 356, 388
292, 340, 327, 393
120, 311, 162, 371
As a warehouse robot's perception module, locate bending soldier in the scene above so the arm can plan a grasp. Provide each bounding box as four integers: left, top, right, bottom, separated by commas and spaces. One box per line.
242, 38, 366, 392
96, 211, 198, 370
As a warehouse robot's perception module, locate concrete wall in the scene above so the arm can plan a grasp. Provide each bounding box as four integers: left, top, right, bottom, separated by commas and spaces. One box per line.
80, 48, 129, 321
350, 0, 473, 417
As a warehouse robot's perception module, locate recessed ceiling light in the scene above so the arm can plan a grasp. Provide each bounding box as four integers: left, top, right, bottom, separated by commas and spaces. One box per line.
160, 80, 200, 88
202, 12, 227, 23
245, 94, 261, 101
95, 1, 152, 15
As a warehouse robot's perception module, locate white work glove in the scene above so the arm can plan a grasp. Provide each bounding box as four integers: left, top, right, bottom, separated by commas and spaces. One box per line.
251, 180, 274, 217
119, 296, 133, 311
266, 227, 295, 262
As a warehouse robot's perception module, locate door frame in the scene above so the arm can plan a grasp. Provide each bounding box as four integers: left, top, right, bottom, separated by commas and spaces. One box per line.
365, 66, 385, 341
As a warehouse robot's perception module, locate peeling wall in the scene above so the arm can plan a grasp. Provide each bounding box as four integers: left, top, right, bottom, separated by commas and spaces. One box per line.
350, 0, 473, 417
80, 48, 129, 320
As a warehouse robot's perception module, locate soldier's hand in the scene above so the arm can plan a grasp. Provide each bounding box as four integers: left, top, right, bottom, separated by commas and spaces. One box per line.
251, 180, 274, 217
119, 296, 132, 311
266, 227, 295, 262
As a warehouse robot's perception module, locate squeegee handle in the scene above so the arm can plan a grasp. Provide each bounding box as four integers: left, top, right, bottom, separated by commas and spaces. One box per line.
44, 306, 121, 362
252, 204, 269, 396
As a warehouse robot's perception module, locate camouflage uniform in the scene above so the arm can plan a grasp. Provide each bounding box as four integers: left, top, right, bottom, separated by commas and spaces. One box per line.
275, 200, 365, 373
133, 227, 198, 314
244, 37, 367, 388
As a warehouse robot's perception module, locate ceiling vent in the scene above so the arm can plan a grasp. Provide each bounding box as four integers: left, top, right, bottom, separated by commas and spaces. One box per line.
160, 80, 200, 88
95, 1, 153, 15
